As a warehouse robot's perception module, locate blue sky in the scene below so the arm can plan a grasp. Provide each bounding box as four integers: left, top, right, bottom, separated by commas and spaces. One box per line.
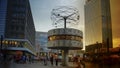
29, 0, 85, 32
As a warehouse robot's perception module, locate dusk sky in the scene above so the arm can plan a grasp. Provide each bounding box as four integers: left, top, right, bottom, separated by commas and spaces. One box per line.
29, 0, 120, 48
29, 0, 85, 32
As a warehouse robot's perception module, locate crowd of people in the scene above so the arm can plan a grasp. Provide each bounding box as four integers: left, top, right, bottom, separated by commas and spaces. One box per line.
14, 55, 34, 64
41, 54, 59, 66
0, 53, 13, 63
41, 54, 85, 68
73, 55, 85, 68
1, 52, 85, 68
0, 52, 34, 64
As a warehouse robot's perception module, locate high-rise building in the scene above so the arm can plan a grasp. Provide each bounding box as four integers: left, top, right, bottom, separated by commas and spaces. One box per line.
85, 0, 113, 48
0, 0, 36, 55
110, 0, 120, 47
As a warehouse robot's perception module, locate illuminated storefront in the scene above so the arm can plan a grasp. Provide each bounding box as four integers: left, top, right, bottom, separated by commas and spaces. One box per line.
1, 39, 36, 55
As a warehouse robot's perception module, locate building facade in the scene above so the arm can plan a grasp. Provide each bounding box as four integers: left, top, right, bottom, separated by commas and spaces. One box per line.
0, 0, 36, 55
110, 0, 120, 47
36, 32, 49, 56
85, 0, 113, 50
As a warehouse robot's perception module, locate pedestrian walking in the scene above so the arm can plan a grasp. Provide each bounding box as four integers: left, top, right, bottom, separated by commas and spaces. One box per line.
50, 55, 54, 66
21, 55, 27, 63
31, 56, 34, 63
43, 55, 47, 66
54, 54, 58, 66
28, 55, 31, 63
0, 52, 3, 63
80, 57, 85, 68
74, 55, 81, 68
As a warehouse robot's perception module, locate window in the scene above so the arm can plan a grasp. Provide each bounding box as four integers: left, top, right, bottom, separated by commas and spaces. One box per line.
48, 35, 82, 42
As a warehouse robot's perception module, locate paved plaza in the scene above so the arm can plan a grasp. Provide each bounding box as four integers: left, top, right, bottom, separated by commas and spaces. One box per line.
0, 61, 78, 68
11, 62, 74, 68
1, 61, 120, 68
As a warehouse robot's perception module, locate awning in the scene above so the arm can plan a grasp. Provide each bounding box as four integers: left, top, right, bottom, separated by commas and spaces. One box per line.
5, 47, 35, 55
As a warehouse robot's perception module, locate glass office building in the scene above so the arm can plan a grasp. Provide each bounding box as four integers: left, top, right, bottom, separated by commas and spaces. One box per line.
36, 32, 49, 56
0, 0, 36, 55
110, 0, 120, 47
85, 0, 113, 48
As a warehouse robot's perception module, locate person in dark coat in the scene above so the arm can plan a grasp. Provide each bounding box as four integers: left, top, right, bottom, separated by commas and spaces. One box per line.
55, 55, 58, 66
50, 55, 54, 66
